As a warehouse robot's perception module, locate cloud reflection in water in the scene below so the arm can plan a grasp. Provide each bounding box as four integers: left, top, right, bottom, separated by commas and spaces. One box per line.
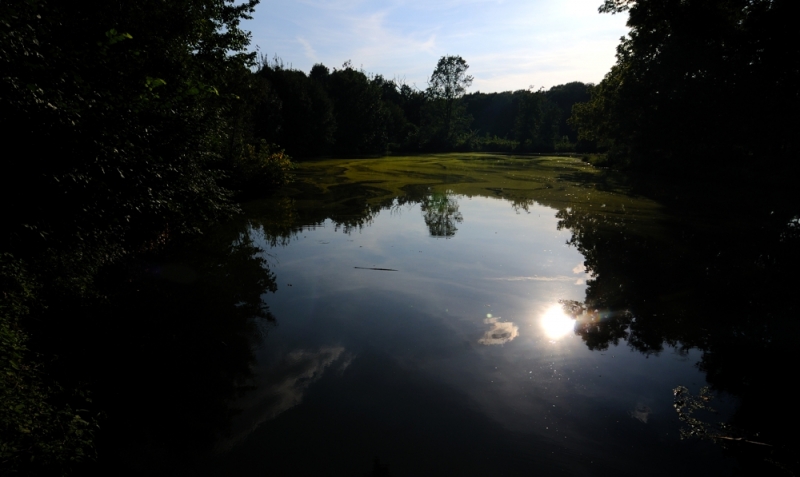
217, 346, 352, 451
630, 403, 652, 423
478, 317, 519, 345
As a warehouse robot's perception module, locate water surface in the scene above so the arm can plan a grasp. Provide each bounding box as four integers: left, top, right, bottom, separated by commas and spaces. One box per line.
213, 155, 747, 476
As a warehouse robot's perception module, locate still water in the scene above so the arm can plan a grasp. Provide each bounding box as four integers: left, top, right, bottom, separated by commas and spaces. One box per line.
84, 154, 798, 476
210, 155, 743, 476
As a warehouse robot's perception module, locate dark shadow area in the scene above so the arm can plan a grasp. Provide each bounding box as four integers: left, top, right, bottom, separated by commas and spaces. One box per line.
25, 224, 278, 476
210, 349, 588, 477
556, 183, 800, 475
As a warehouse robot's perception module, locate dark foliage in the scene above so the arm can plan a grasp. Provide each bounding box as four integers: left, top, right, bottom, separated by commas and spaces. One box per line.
557, 173, 800, 474
0, 0, 266, 473
571, 0, 799, 174
254, 60, 335, 157
463, 84, 591, 153
248, 54, 591, 156
327, 63, 389, 155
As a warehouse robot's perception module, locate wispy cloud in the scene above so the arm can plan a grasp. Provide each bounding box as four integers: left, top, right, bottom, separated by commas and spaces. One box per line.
297, 37, 318, 62
245, 0, 628, 91
489, 275, 574, 282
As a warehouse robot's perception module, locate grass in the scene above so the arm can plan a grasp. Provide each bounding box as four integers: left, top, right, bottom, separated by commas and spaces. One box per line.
255, 153, 668, 243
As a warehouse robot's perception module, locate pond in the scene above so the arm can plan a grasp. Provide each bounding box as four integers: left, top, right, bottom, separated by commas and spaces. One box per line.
81, 154, 798, 476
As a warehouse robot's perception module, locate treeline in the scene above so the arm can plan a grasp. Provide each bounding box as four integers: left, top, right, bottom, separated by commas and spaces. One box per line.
569, 0, 798, 177
464, 83, 591, 152
249, 56, 592, 156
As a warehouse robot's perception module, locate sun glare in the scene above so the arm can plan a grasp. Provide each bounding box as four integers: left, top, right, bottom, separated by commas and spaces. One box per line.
541, 305, 576, 340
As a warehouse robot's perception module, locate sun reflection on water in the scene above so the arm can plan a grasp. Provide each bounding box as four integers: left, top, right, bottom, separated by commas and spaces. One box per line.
541, 304, 576, 340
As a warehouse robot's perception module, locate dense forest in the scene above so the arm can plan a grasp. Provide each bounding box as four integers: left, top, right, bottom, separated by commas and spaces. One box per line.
246, 56, 590, 156
1, 0, 797, 474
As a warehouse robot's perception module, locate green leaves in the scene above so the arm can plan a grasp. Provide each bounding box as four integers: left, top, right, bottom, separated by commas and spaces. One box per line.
427, 55, 473, 102
1, 265, 98, 474
144, 76, 166, 90
103, 28, 132, 46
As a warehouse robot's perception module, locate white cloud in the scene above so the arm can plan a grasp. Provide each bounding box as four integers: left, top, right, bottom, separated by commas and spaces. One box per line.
479, 317, 519, 345
245, 0, 628, 91
297, 37, 318, 62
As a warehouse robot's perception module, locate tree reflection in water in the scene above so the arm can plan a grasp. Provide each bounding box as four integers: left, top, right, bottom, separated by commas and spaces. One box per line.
420, 190, 463, 238
245, 184, 466, 243
556, 198, 800, 474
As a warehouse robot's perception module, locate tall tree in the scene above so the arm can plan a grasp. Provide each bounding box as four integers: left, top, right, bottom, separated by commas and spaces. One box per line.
423, 55, 473, 146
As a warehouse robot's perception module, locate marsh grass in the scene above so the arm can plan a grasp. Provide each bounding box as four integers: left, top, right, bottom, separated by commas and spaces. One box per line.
255, 154, 667, 245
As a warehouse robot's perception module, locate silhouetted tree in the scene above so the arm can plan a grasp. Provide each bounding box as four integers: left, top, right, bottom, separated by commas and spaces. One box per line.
545, 82, 591, 143
555, 177, 800, 472
422, 56, 473, 147
327, 63, 389, 155
463, 91, 518, 139
254, 61, 335, 157
571, 0, 799, 174
514, 89, 544, 149
309, 63, 331, 83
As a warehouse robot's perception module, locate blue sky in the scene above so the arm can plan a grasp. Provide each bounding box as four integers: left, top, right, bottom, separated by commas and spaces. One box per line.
244, 0, 629, 93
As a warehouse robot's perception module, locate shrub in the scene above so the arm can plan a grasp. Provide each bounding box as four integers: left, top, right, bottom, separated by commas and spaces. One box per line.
554, 135, 576, 152
0, 254, 98, 475
233, 143, 295, 196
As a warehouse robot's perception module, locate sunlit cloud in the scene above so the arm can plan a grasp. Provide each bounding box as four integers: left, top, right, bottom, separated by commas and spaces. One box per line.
479, 316, 519, 345
573, 262, 588, 285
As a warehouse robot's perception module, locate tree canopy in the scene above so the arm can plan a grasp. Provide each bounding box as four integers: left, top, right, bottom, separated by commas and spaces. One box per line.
1, 0, 264, 472
423, 55, 474, 146
427, 55, 474, 103
1, 0, 260, 273
570, 0, 799, 175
